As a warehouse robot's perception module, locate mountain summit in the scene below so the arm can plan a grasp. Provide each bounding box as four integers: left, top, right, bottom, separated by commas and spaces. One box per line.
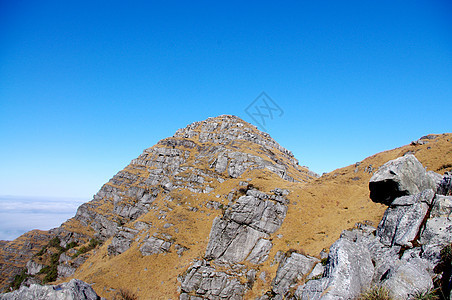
0, 115, 451, 299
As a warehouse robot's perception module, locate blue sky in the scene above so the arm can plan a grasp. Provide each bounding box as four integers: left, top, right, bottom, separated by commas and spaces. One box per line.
1, 0, 451, 206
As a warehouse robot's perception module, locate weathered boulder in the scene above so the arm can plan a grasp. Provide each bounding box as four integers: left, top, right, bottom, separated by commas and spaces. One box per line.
298, 237, 374, 299
205, 189, 288, 264
179, 260, 245, 300
271, 252, 319, 297
376, 189, 434, 247
382, 257, 433, 299
139, 236, 172, 256
0, 279, 101, 300
26, 260, 44, 276
107, 227, 138, 256
369, 154, 436, 205
420, 194, 452, 245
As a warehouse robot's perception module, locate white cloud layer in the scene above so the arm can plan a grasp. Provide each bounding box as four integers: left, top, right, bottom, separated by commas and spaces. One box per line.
0, 196, 86, 241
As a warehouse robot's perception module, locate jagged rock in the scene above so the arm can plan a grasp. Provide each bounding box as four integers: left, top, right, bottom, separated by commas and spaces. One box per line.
271, 252, 319, 297
139, 236, 172, 256
420, 194, 452, 245
246, 238, 272, 264
369, 154, 436, 205
299, 237, 374, 299
107, 227, 138, 256
179, 260, 245, 300
26, 260, 44, 276
437, 174, 452, 196
0, 279, 101, 300
57, 264, 76, 278
205, 217, 268, 263
382, 257, 433, 299
306, 263, 324, 280
205, 190, 288, 264
376, 189, 434, 247
224, 195, 287, 234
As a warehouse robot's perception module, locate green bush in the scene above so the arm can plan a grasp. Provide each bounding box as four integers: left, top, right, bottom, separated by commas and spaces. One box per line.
9, 269, 28, 290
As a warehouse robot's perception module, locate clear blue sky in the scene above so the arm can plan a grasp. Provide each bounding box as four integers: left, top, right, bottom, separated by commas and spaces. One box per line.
1, 0, 451, 200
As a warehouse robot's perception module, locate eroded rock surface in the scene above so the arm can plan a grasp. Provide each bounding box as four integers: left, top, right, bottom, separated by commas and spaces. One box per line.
0, 279, 101, 300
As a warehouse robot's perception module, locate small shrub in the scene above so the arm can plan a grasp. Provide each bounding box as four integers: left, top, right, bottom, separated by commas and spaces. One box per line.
9, 269, 28, 290
65, 241, 78, 250
321, 257, 328, 266
358, 286, 392, 300
410, 288, 439, 300
113, 288, 138, 300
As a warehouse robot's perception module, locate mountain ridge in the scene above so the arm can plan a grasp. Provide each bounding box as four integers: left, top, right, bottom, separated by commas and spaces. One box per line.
0, 115, 451, 299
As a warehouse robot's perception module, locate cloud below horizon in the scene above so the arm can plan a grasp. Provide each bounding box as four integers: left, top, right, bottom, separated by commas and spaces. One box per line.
0, 196, 86, 241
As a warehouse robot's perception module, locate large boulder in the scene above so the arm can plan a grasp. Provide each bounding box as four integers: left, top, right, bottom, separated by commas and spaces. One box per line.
0, 279, 101, 300
298, 237, 374, 299
369, 154, 436, 205
271, 252, 319, 297
420, 194, 452, 245
179, 260, 245, 300
376, 189, 434, 247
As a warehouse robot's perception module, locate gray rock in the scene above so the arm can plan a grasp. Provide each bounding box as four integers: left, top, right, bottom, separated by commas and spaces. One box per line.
57, 264, 76, 279
369, 154, 436, 205
271, 252, 319, 297
0, 279, 101, 300
205, 217, 268, 263
382, 258, 433, 299
376, 190, 434, 247
437, 174, 452, 196
180, 260, 245, 300
26, 260, 44, 276
107, 227, 138, 256
139, 236, 172, 256
246, 238, 272, 264
306, 263, 325, 280
420, 194, 452, 245
299, 238, 374, 300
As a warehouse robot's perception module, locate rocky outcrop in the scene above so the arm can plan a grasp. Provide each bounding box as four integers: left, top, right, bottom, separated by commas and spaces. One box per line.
289, 156, 451, 299
179, 260, 246, 300
270, 252, 319, 298
369, 154, 437, 205
180, 188, 290, 299
0, 279, 101, 300
205, 189, 288, 264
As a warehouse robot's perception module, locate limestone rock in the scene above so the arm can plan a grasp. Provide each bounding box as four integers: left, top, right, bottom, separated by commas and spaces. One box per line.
376, 190, 434, 247
420, 194, 452, 245
271, 252, 319, 297
369, 154, 436, 205
139, 236, 172, 256
180, 260, 245, 300
0, 279, 101, 300
299, 237, 374, 299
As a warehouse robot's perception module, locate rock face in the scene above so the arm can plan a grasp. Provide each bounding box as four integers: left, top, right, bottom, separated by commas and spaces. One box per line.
205, 189, 288, 264
0, 279, 101, 300
369, 154, 436, 205
180, 188, 290, 299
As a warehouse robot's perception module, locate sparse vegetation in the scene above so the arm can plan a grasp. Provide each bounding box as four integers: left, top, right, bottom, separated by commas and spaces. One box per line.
321, 257, 328, 266
72, 238, 101, 258
113, 288, 138, 300
9, 269, 28, 290
410, 288, 439, 300
358, 286, 392, 300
